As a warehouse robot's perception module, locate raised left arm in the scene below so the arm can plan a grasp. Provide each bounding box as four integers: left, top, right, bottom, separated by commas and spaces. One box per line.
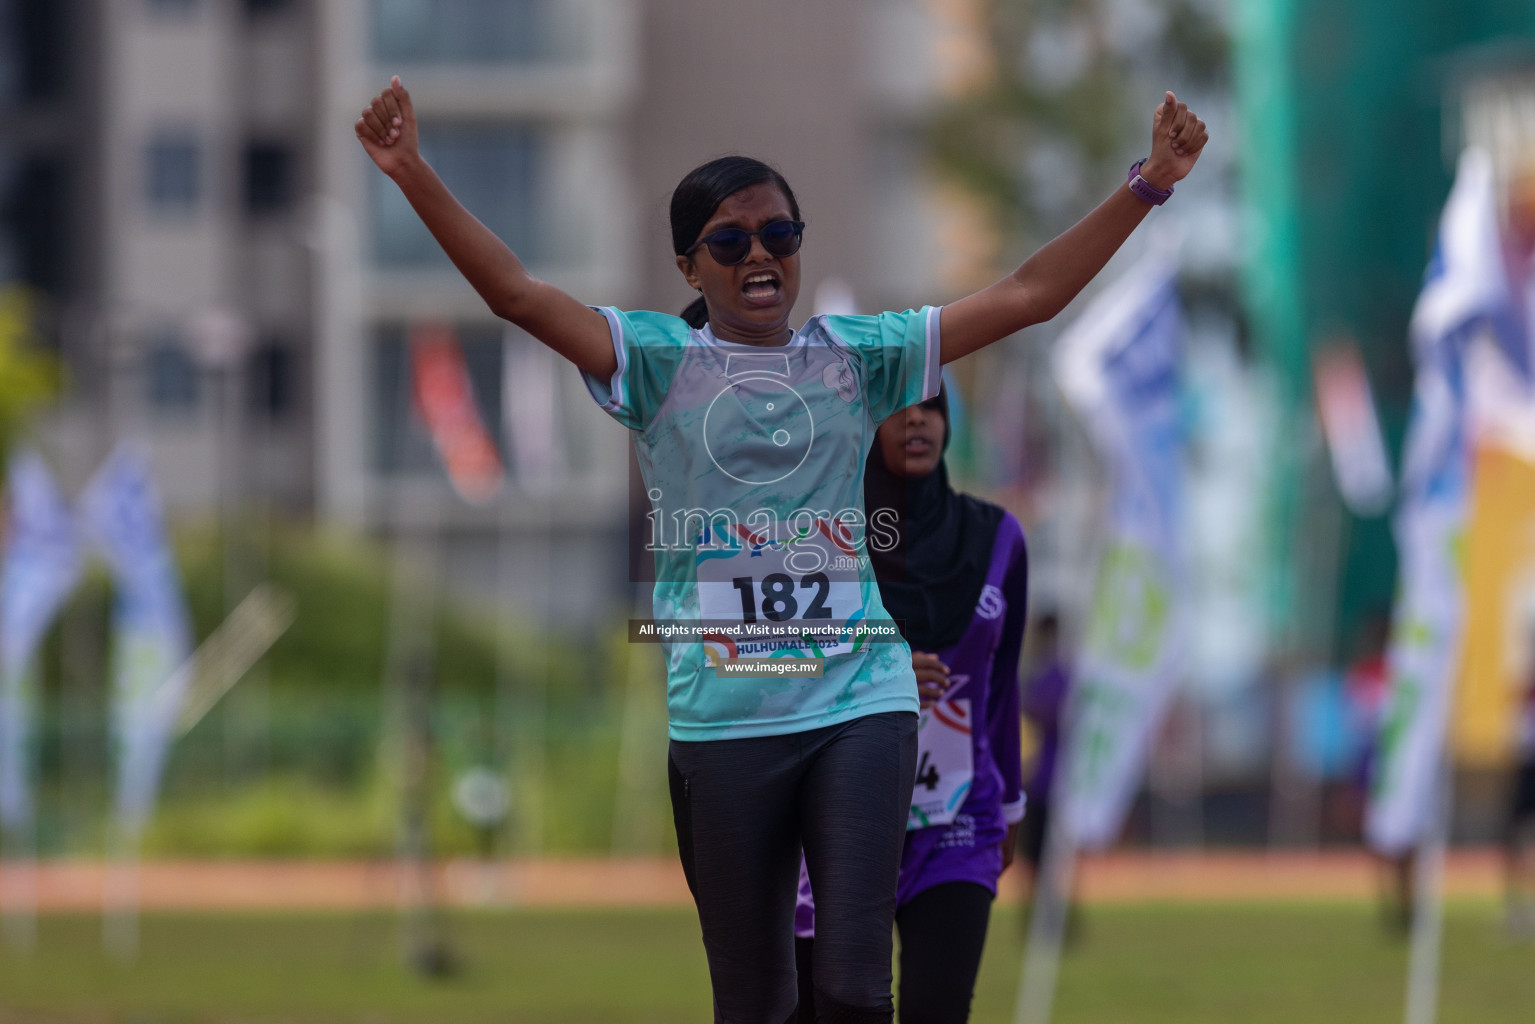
939, 91, 1208, 364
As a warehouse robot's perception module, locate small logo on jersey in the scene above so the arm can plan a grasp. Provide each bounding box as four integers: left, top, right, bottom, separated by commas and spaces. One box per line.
823, 362, 859, 403
975, 584, 1005, 620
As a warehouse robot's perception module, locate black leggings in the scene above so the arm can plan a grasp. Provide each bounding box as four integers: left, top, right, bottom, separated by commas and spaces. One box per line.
669, 711, 918, 1024
797, 882, 994, 1024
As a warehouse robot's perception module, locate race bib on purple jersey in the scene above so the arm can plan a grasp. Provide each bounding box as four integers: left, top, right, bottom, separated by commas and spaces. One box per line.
909, 697, 974, 829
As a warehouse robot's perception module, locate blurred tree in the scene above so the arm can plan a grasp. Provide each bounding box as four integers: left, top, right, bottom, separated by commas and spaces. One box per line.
918, 0, 1234, 485
924, 0, 1229, 258
0, 284, 58, 469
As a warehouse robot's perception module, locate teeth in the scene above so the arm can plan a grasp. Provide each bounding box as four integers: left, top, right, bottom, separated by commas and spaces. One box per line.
744, 274, 776, 286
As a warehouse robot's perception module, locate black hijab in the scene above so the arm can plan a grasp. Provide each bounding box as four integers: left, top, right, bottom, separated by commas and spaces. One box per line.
864, 387, 1004, 651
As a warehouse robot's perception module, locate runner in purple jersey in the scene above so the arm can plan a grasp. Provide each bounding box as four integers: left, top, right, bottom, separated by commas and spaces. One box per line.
796, 386, 1027, 1024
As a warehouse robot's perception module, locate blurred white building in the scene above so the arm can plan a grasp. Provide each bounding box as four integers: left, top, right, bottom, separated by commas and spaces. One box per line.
2, 0, 979, 625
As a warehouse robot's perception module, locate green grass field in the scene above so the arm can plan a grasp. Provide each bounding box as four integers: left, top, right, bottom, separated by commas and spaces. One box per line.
0, 901, 1531, 1023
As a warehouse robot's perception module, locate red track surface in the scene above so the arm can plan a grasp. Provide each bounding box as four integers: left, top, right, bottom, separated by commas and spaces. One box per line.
0, 850, 1503, 912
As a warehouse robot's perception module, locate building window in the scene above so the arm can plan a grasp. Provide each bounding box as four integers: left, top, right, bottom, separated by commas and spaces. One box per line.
372, 323, 504, 474
247, 339, 296, 419
146, 0, 199, 17
371, 0, 562, 64
146, 336, 201, 411
371, 125, 540, 267
3, 155, 68, 292
11, 0, 69, 101
146, 134, 200, 211
244, 141, 294, 215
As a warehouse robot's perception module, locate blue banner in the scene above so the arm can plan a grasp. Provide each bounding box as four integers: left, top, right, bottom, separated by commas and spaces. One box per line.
80, 446, 193, 835
0, 453, 82, 831
1054, 253, 1187, 850
1366, 149, 1521, 855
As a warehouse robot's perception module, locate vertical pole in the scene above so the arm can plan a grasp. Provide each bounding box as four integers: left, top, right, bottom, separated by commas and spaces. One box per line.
102, 821, 140, 960
99, 314, 137, 962
514, 499, 549, 857
1015, 802, 1077, 1024
383, 313, 435, 965
58, 309, 105, 874
390, 494, 450, 975
217, 363, 237, 784
493, 503, 516, 863
218, 357, 256, 784
0, 842, 36, 952
0, 680, 38, 952
1403, 751, 1452, 1024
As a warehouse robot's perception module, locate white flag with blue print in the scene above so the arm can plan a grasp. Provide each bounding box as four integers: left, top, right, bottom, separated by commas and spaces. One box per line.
1366, 149, 1521, 855
1054, 252, 1187, 851
80, 446, 194, 836
0, 453, 83, 832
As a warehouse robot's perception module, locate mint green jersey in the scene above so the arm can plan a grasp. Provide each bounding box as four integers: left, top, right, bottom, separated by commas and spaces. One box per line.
582, 306, 943, 741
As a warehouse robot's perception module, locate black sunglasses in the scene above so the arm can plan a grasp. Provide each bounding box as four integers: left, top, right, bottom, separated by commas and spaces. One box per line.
685, 219, 805, 266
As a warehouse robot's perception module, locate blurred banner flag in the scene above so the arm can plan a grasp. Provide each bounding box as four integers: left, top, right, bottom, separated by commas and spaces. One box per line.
80, 446, 194, 838
1454, 316, 1535, 766
1457, 445, 1535, 767
1367, 149, 1520, 856
0, 453, 82, 836
1053, 253, 1187, 850
411, 323, 504, 504
1313, 341, 1393, 517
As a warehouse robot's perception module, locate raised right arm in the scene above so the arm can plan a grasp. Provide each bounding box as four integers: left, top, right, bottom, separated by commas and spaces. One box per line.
357, 77, 617, 378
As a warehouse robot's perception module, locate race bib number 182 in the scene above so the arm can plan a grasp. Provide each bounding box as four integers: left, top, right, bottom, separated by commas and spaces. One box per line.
695, 518, 866, 662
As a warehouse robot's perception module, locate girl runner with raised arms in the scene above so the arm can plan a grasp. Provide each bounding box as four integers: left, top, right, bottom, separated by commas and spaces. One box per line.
357, 76, 1206, 1024
796, 388, 1027, 1024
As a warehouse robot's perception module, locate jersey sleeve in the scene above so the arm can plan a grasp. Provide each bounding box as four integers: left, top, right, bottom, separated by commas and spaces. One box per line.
986, 516, 1029, 826
579, 307, 692, 431
821, 306, 943, 424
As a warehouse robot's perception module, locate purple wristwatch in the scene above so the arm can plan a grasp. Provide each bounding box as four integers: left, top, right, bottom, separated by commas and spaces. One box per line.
1127, 159, 1173, 206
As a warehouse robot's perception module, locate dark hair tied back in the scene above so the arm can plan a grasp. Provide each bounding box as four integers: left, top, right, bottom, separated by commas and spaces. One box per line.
679, 296, 711, 329
670, 156, 799, 328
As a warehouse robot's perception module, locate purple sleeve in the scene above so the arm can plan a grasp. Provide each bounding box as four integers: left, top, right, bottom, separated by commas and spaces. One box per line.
986, 521, 1028, 825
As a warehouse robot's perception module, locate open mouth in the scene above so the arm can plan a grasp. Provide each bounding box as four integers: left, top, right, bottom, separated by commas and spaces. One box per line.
741, 271, 782, 304
905, 436, 935, 455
